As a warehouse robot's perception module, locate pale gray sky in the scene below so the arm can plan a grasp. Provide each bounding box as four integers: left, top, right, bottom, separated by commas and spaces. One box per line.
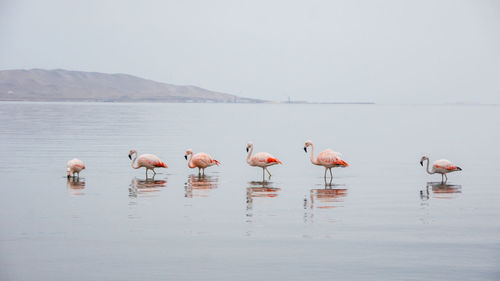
1, 0, 499, 103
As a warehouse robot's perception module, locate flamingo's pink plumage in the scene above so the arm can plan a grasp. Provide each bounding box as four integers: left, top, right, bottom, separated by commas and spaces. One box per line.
304, 140, 348, 180
420, 156, 462, 182
129, 149, 167, 178
246, 142, 282, 180
316, 149, 349, 168
67, 158, 85, 178
185, 149, 220, 175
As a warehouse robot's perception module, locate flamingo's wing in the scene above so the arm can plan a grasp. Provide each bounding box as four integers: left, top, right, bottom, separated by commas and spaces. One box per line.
251, 152, 281, 165
317, 150, 347, 166
193, 153, 213, 167
139, 154, 167, 168
433, 159, 457, 171
67, 158, 85, 170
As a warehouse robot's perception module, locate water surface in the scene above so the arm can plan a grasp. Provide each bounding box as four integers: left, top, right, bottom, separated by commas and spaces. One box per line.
1, 102, 499, 280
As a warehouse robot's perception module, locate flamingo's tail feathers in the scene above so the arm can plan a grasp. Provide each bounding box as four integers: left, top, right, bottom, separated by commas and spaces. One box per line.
268, 157, 283, 165
336, 159, 349, 167
446, 165, 460, 171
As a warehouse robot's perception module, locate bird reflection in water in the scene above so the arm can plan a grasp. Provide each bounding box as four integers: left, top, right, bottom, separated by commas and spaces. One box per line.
420, 182, 462, 201
303, 184, 348, 224
246, 181, 281, 213
67, 177, 85, 196
305, 184, 348, 209
129, 178, 167, 198
184, 174, 219, 198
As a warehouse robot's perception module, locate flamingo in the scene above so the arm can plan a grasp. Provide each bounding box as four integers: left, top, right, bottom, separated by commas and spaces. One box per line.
184, 149, 221, 176
67, 158, 85, 178
246, 141, 282, 180
303, 140, 349, 181
128, 149, 167, 178
420, 156, 462, 183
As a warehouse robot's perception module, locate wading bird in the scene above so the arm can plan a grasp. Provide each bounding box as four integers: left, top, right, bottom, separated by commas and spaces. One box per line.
67, 158, 85, 178
420, 156, 462, 183
304, 140, 348, 181
128, 149, 167, 178
246, 142, 282, 181
184, 149, 220, 176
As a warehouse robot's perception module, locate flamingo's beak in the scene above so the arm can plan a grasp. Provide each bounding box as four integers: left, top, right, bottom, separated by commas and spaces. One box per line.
420, 161, 423, 166
304, 147, 307, 153
128, 154, 132, 160
184, 155, 187, 160
246, 147, 249, 152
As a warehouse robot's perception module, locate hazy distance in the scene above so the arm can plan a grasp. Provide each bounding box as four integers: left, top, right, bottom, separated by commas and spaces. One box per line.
1, 0, 499, 104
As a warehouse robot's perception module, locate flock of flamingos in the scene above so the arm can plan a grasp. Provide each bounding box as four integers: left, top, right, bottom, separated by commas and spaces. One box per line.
66, 140, 462, 183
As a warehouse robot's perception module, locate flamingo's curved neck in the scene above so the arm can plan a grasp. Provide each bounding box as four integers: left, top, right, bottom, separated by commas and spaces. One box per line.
424, 159, 434, 174
246, 146, 253, 164
187, 153, 196, 168
309, 144, 319, 165
131, 153, 139, 169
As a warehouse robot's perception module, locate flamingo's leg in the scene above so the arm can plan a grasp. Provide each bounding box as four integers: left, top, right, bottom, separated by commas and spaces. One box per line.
153, 169, 156, 176
198, 168, 201, 175
202, 168, 205, 176
262, 168, 265, 181
441, 174, 444, 183
145, 169, 149, 178
329, 168, 333, 180
265, 167, 272, 178
444, 173, 448, 182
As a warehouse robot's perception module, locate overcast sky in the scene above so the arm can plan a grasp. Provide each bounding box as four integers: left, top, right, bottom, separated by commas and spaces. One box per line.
1, 0, 499, 103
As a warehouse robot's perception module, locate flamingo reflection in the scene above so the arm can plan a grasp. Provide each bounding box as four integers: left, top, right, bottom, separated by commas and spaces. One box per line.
67, 177, 85, 196
420, 182, 462, 201
129, 178, 167, 198
184, 174, 219, 198
306, 185, 348, 209
246, 181, 281, 211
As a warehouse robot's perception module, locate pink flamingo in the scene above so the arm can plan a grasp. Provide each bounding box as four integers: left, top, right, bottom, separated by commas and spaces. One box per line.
184, 149, 221, 176
420, 156, 462, 183
67, 158, 85, 178
304, 140, 349, 180
246, 142, 282, 180
128, 149, 167, 178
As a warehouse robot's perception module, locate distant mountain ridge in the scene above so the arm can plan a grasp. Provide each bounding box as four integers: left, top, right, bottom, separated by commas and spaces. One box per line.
0, 69, 263, 103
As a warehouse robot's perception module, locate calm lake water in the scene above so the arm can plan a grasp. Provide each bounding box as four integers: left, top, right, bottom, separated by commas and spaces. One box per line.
1, 102, 499, 280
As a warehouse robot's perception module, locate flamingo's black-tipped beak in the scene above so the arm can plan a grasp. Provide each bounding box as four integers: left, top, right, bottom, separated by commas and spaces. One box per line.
420, 161, 423, 166
457, 167, 462, 171
246, 147, 249, 152
184, 155, 187, 160
304, 147, 307, 153
128, 154, 132, 160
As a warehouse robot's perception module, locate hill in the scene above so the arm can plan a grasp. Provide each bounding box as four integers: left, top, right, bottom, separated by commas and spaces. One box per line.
0, 69, 263, 103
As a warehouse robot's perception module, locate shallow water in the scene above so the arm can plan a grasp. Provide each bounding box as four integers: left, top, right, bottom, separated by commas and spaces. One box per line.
1, 102, 499, 280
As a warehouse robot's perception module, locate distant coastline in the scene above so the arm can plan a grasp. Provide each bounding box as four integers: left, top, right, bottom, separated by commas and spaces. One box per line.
0, 69, 265, 103
0, 69, 376, 104
274, 101, 375, 105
